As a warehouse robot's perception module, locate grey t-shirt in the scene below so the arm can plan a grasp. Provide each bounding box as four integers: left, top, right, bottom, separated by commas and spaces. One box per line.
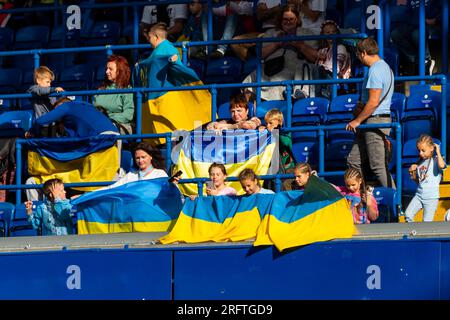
416, 156, 444, 199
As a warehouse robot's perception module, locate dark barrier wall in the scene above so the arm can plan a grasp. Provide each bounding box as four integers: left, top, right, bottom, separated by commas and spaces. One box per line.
0, 238, 449, 299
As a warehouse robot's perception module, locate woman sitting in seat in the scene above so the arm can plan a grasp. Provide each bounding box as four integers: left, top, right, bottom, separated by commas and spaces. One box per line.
242, 3, 319, 101
205, 93, 261, 131
93, 55, 135, 134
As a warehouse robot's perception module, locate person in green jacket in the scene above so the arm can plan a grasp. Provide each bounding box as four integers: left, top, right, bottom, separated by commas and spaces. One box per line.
93, 55, 135, 134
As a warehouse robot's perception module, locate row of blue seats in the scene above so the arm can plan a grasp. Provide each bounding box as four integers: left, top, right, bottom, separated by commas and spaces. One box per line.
0, 20, 123, 52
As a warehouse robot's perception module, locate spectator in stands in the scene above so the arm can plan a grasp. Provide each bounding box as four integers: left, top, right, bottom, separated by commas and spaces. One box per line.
335, 168, 379, 224
405, 134, 446, 222
93, 55, 135, 135
208, 0, 255, 59
390, 0, 440, 75
24, 98, 120, 202
189, 162, 237, 200
206, 93, 261, 131
230, 0, 283, 61
179, 0, 207, 59
297, 0, 327, 33
346, 38, 395, 189
27, 66, 64, 119
242, 3, 318, 101
26, 98, 119, 138
142, 22, 180, 64
295, 20, 351, 99
239, 168, 274, 195
259, 108, 295, 172
25, 178, 74, 235
95, 142, 176, 191
140, 2, 188, 42
291, 162, 316, 190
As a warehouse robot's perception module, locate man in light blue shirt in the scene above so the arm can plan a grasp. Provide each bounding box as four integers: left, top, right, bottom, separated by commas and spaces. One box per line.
346, 38, 395, 188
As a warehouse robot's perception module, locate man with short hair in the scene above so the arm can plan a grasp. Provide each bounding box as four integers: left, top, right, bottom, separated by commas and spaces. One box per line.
346, 38, 395, 188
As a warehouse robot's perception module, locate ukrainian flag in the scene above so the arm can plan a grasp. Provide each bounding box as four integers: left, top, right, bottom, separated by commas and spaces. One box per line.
160, 193, 274, 244
24, 135, 119, 192
173, 130, 277, 195
72, 178, 183, 235
134, 54, 212, 145
255, 175, 356, 251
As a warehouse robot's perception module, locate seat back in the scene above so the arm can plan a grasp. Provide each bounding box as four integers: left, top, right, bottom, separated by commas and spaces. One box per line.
59, 64, 91, 91
0, 27, 14, 51
256, 100, 287, 124
390, 92, 406, 122
372, 187, 397, 222
292, 97, 329, 125
14, 25, 49, 49
405, 90, 442, 116
0, 67, 23, 94
328, 94, 359, 114
187, 58, 205, 79
0, 111, 33, 136
85, 21, 121, 46
402, 109, 435, 142
324, 139, 354, 170
205, 57, 242, 83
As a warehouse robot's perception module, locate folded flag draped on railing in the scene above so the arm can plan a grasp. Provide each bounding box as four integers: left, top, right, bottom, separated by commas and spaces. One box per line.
161, 176, 356, 250
254, 175, 356, 251
134, 55, 212, 145
72, 178, 183, 235
172, 130, 277, 195
24, 135, 119, 191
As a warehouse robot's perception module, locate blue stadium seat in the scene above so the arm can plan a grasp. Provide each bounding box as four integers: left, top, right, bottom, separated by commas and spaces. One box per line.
46, 52, 79, 72
324, 139, 354, 170
85, 21, 121, 46
256, 100, 287, 124
390, 92, 406, 122
121, 150, 135, 173
242, 56, 258, 78
0, 67, 23, 94
0, 27, 14, 51
48, 25, 81, 48
10, 202, 41, 237
217, 102, 255, 119
325, 94, 359, 141
402, 109, 435, 142
204, 57, 242, 84
0, 98, 14, 112
372, 187, 398, 223
59, 64, 91, 91
0, 202, 14, 237
405, 90, 442, 117
384, 47, 399, 76
292, 97, 329, 126
14, 25, 50, 50
0, 111, 34, 136
187, 58, 205, 79
292, 139, 317, 165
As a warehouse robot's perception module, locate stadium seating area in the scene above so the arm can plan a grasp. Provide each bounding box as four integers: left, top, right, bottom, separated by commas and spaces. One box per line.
0, 0, 448, 236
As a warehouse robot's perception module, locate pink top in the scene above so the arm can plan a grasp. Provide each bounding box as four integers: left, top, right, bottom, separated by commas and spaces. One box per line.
335, 186, 378, 224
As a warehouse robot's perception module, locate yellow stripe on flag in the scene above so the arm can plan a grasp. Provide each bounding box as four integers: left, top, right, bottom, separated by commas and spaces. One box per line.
28, 145, 119, 191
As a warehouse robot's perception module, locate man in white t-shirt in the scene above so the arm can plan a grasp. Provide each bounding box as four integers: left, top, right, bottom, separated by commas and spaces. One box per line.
140, 3, 188, 42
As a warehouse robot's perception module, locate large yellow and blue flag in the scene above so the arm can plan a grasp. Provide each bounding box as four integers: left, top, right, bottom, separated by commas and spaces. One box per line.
25, 135, 119, 192
172, 129, 277, 195
72, 178, 183, 235
134, 47, 212, 145
160, 194, 273, 244
255, 175, 356, 251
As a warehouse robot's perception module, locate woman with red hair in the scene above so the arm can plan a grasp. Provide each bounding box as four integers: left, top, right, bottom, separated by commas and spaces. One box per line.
93, 55, 135, 134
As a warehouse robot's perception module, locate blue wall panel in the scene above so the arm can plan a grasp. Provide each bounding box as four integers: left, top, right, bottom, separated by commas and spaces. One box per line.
0, 249, 172, 300
174, 240, 442, 300
441, 241, 450, 299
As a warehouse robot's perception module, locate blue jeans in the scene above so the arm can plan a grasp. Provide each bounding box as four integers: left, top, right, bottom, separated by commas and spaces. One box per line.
405, 195, 438, 222
202, 14, 237, 53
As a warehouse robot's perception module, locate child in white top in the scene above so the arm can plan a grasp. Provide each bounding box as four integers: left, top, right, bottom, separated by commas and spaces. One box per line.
405, 134, 446, 222
239, 168, 274, 195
